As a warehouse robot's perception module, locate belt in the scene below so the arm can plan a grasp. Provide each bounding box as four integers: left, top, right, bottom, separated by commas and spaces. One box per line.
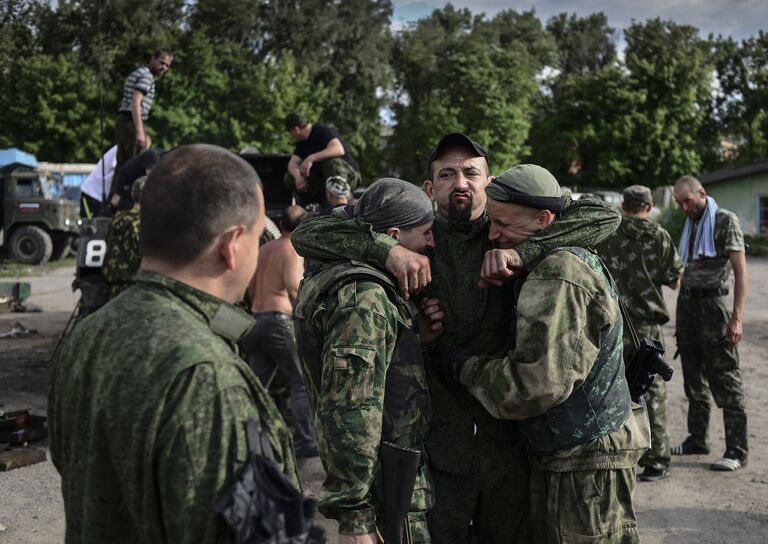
681, 286, 729, 298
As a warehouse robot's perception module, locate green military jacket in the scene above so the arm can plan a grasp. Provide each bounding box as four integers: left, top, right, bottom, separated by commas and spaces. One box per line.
597, 215, 682, 326
291, 198, 621, 475
459, 249, 649, 469
293, 263, 432, 535
102, 208, 142, 300
49, 271, 298, 544
680, 208, 744, 289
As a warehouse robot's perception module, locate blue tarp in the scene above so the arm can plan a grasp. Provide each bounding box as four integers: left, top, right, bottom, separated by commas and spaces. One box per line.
0, 148, 38, 169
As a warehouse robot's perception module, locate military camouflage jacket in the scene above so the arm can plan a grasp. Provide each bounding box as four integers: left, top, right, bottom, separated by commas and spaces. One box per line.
49, 271, 298, 544
459, 250, 648, 468
597, 215, 682, 325
102, 208, 141, 300
681, 209, 744, 289
294, 266, 432, 535
291, 198, 621, 474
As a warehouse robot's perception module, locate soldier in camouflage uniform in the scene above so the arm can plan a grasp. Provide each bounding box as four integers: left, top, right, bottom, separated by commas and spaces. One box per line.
672, 175, 748, 471
597, 185, 682, 482
49, 145, 299, 543
443, 165, 650, 544
294, 178, 437, 544
291, 134, 622, 544
102, 176, 146, 300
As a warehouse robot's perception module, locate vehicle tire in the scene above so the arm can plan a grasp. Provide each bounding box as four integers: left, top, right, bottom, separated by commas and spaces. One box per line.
9, 226, 54, 265
50, 236, 73, 261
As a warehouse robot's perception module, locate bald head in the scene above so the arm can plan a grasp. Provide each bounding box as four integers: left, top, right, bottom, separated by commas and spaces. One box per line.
674, 175, 703, 193
280, 205, 309, 233
673, 174, 707, 219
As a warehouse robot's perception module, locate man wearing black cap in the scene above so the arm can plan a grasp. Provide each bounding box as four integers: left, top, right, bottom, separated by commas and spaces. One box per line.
442, 165, 649, 543
283, 112, 361, 198
290, 134, 622, 544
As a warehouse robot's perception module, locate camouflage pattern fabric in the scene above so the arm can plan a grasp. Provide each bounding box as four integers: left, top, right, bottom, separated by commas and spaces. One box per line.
676, 207, 747, 457
676, 296, 748, 456
49, 271, 299, 544
458, 248, 648, 543
680, 209, 744, 289
293, 273, 432, 539
291, 198, 621, 544
283, 157, 361, 195
102, 208, 141, 300
598, 216, 682, 470
597, 215, 683, 325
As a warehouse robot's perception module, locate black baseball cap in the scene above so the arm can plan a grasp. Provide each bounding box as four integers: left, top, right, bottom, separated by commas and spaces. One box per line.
426, 133, 489, 178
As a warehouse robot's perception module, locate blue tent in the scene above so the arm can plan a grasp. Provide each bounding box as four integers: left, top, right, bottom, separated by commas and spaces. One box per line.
0, 148, 38, 169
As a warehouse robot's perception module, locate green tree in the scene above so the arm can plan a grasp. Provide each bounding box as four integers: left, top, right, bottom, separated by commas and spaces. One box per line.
390, 5, 551, 181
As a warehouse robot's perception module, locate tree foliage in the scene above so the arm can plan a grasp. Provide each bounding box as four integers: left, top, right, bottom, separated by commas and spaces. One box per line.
0, 2, 765, 188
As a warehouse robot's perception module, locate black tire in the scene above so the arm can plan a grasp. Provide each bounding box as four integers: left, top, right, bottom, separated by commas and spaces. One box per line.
50, 236, 73, 261
9, 226, 54, 265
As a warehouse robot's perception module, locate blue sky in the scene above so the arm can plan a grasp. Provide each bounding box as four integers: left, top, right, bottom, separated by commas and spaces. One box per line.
391, 0, 768, 41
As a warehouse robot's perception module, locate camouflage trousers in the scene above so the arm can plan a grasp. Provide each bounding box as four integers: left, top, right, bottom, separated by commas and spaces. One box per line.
528, 463, 639, 543
676, 295, 748, 456
283, 157, 361, 196
426, 439, 530, 544
624, 323, 670, 469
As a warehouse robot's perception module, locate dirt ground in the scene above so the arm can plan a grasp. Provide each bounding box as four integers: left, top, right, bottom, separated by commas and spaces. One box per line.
1, 260, 767, 543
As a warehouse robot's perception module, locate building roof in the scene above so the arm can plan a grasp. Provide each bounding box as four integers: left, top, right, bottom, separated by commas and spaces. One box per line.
700, 158, 768, 185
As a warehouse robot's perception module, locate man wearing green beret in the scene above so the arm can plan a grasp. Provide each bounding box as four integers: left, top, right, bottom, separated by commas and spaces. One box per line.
442, 164, 650, 543
289, 134, 622, 544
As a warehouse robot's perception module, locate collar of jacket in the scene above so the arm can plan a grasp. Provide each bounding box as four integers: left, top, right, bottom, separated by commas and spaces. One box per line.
134, 270, 253, 342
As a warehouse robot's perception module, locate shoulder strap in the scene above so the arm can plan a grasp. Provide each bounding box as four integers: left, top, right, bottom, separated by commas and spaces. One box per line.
548, 247, 641, 350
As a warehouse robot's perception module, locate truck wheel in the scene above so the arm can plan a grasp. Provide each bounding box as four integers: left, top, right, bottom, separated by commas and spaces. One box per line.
9, 226, 54, 265
50, 236, 73, 261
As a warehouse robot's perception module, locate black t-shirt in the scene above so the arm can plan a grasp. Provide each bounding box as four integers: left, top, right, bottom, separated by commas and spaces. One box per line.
293, 124, 358, 171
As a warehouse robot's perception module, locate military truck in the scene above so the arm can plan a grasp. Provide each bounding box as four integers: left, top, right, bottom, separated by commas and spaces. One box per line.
0, 161, 80, 265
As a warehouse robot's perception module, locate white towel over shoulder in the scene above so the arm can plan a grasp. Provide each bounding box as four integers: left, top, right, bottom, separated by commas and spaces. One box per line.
678, 196, 718, 266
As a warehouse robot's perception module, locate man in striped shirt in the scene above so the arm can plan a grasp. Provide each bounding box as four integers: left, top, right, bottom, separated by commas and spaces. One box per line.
112, 48, 173, 207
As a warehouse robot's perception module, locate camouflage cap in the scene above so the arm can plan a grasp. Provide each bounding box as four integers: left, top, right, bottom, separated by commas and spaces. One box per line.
131, 175, 147, 202
325, 176, 351, 198
284, 111, 308, 130
623, 184, 652, 206
486, 164, 566, 212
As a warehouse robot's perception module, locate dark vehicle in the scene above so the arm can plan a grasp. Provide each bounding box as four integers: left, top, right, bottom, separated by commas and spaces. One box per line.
0, 163, 80, 264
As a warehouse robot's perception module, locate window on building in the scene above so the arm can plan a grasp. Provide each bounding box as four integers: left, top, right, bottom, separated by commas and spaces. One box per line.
759, 195, 768, 236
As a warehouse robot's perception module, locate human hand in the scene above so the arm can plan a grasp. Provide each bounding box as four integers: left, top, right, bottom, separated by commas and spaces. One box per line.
134, 129, 147, 152
299, 158, 313, 178
295, 176, 309, 193
478, 248, 525, 288
438, 346, 473, 385
726, 316, 743, 345
419, 297, 444, 345
385, 244, 431, 299
339, 531, 383, 544
110, 194, 121, 207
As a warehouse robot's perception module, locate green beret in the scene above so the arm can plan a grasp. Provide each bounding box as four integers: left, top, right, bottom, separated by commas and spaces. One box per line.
486, 164, 565, 212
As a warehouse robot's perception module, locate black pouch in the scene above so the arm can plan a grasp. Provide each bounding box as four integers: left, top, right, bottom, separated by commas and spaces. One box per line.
213, 418, 326, 544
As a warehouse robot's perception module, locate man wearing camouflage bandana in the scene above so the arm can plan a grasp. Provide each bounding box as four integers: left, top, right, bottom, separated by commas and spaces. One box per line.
598, 184, 682, 482
293, 178, 438, 544
445, 165, 649, 544
102, 176, 147, 300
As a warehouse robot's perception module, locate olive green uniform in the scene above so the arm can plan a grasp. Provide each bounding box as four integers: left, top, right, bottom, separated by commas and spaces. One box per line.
459, 248, 649, 543
102, 208, 142, 300
598, 215, 682, 469
291, 197, 621, 543
49, 271, 299, 544
294, 262, 432, 540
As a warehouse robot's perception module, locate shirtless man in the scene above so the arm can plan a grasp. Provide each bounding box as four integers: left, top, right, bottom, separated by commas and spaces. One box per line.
245, 205, 318, 458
